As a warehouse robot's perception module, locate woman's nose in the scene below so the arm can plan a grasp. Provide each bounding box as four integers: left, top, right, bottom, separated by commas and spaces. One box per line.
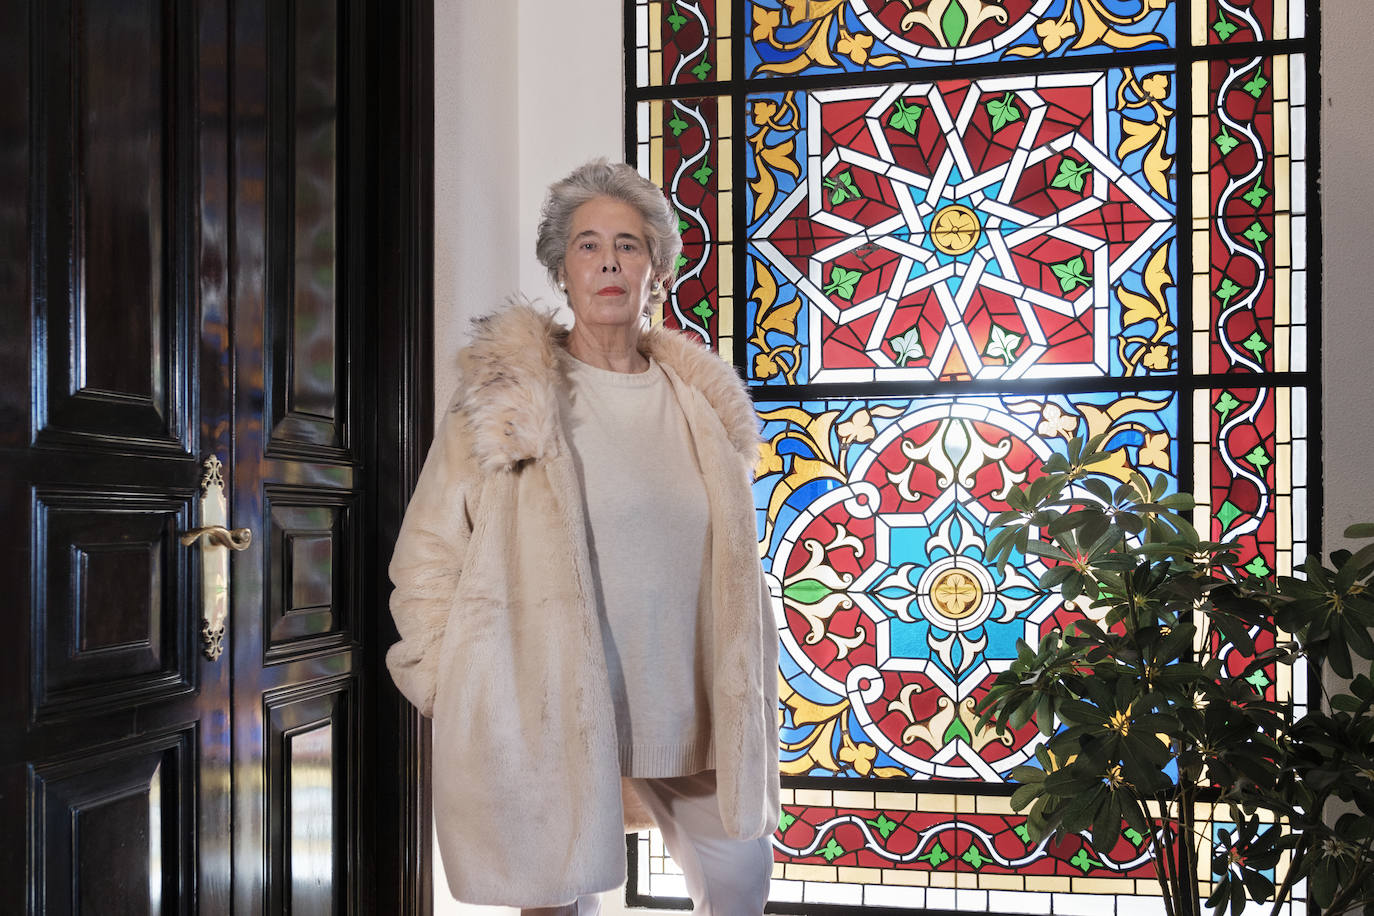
601, 260, 619, 273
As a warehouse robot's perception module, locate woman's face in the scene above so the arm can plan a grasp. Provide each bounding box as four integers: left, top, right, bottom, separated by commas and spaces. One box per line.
560, 196, 658, 333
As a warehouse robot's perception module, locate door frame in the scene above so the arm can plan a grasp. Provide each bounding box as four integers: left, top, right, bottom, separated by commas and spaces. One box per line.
369, 1, 435, 912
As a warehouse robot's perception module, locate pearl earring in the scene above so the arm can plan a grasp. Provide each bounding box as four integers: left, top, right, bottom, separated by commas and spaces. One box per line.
557, 278, 566, 292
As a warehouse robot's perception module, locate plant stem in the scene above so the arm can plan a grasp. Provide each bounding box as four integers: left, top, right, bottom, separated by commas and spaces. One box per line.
1143, 805, 1175, 916
1170, 790, 1193, 916
1266, 829, 1308, 916
1156, 800, 1182, 916
1180, 783, 1200, 916
1137, 789, 1179, 916
1156, 825, 1179, 916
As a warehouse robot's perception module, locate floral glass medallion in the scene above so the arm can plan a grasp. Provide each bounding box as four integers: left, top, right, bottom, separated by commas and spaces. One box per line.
759, 392, 1178, 784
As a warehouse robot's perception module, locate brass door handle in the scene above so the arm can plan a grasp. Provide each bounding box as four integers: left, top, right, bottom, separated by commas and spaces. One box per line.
179, 525, 253, 551
183, 456, 251, 661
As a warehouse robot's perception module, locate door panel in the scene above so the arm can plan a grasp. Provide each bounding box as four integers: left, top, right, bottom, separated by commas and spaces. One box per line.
265, 0, 353, 460
271, 0, 344, 447
32, 728, 195, 916
32, 488, 196, 720
232, 0, 369, 911
4, 0, 429, 911
36, 0, 194, 454
264, 488, 359, 658
266, 679, 357, 916
7, 1, 229, 912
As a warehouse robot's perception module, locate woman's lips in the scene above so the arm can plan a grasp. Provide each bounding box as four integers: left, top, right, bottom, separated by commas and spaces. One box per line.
597, 286, 625, 295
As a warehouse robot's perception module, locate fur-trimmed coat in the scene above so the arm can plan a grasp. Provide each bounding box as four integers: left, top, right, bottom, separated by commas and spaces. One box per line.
386, 303, 780, 907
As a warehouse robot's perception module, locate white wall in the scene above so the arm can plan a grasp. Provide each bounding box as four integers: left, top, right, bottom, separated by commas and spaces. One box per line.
431, 1, 1374, 912
432, 0, 622, 420
432, 0, 519, 416
432, 8, 635, 915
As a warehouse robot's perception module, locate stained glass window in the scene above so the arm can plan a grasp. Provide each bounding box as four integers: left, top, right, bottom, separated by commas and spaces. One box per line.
627, 1, 1314, 911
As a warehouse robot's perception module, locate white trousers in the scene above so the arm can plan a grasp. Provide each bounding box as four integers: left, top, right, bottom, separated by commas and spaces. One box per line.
521, 772, 773, 916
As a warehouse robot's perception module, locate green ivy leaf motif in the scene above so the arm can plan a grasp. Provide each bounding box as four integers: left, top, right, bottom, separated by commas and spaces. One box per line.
986, 324, 1022, 364
1070, 847, 1102, 874
778, 810, 796, 831
823, 170, 863, 205
666, 4, 687, 31
919, 841, 950, 867
1215, 276, 1243, 307
675, 253, 689, 271
1214, 389, 1241, 421
1014, 824, 1032, 845
961, 843, 991, 869
820, 837, 846, 862
691, 299, 714, 321
866, 814, 898, 839
691, 161, 714, 185
668, 112, 689, 137
1246, 667, 1272, 690
1243, 221, 1270, 248
1242, 330, 1270, 358
1244, 445, 1272, 470
986, 92, 1022, 132
1214, 125, 1240, 155
824, 266, 863, 300
1244, 71, 1269, 98
887, 99, 923, 136
1244, 555, 1272, 577
1050, 255, 1092, 292
1243, 181, 1270, 208
1213, 13, 1238, 41
677, 216, 690, 235
1051, 157, 1094, 194
1124, 827, 1145, 847
1216, 499, 1243, 531
691, 58, 713, 81
889, 326, 923, 366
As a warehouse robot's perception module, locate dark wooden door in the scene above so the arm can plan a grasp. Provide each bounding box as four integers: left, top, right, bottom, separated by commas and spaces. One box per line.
0, 1, 434, 913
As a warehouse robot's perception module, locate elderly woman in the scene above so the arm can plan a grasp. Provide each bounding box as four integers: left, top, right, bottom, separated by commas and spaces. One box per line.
386, 160, 779, 914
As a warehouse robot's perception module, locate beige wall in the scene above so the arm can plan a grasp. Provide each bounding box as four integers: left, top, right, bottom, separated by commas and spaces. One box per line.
431, 1, 1374, 911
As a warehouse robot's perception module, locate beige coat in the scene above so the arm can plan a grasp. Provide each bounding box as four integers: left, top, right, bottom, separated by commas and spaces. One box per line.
386, 303, 780, 907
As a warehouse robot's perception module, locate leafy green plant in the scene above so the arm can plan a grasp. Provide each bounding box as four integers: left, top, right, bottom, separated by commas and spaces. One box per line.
975, 434, 1374, 916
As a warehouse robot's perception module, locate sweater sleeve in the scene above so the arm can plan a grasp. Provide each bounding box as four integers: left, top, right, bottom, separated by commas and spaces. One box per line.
386, 401, 476, 717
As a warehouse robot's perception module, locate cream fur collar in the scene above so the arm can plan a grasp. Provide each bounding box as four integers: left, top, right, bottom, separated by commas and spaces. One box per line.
455, 302, 760, 474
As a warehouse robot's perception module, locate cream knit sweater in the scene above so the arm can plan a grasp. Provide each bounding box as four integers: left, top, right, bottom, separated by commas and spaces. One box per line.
559, 351, 715, 778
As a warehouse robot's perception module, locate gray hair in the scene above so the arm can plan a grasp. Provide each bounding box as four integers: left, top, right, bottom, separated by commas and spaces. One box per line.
535, 160, 683, 300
